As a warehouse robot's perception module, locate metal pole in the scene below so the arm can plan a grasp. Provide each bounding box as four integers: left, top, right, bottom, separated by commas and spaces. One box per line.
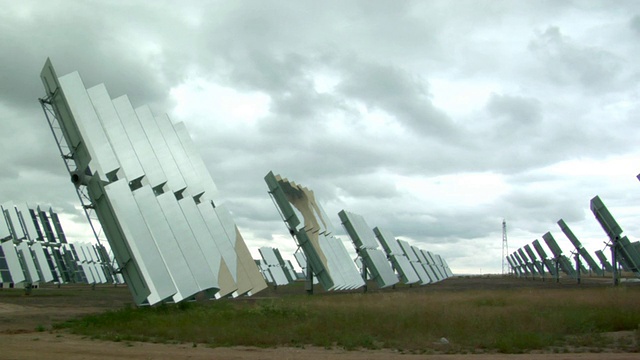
361, 256, 368, 293
305, 263, 313, 295
612, 236, 618, 286
575, 252, 581, 285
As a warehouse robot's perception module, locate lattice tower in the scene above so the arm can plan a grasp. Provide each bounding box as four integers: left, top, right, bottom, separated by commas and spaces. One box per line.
502, 219, 509, 275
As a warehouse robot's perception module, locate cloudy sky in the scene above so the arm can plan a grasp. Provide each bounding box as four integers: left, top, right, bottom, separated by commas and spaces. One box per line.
1, 1, 640, 275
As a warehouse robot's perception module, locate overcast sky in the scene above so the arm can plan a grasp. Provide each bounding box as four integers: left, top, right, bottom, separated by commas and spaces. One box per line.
1, 1, 640, 275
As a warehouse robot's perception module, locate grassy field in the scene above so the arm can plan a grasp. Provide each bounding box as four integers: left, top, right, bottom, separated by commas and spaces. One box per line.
51, 277, 640, 354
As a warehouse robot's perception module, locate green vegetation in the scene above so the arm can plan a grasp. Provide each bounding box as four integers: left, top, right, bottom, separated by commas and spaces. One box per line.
54, 285, 640, 353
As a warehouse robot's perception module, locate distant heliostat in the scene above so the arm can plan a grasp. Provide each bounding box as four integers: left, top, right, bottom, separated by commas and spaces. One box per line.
265, 172, 453, 292
264, 172, 365, 291
0, 202, 114, 287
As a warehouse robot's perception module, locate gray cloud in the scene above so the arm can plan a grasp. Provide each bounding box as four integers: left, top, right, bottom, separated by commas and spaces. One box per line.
528, 26, 626, 91
632, 15, 640, 34
2, 1, 640, 274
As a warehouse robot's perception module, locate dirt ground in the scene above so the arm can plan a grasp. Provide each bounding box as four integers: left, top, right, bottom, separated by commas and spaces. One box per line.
1, 277, 638, 360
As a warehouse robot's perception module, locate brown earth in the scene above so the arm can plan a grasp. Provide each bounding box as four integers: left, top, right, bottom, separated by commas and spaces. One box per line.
0, 277, 638, 360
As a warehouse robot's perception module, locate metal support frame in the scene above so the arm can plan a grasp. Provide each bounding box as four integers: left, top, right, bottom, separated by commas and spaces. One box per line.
573, 251, 581, 284
267, 189, 313, 294
305, 262, 314, 295
360, 250, 368, 293
611, 236, 618, 286
39, 95, 118, 284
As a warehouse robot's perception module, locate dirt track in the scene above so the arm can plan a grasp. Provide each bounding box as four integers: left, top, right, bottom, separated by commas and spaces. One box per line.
2, 332, 640, 360
1, 277, 638, 360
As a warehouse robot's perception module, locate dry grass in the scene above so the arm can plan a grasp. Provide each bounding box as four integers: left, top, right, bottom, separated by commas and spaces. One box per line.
54, 279, 640, 353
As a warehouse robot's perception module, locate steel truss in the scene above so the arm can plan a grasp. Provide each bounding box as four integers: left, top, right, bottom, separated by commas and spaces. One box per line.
39, 94, 118, 284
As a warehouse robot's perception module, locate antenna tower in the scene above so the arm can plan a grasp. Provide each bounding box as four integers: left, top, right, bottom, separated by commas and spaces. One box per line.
502, 219, 509, 275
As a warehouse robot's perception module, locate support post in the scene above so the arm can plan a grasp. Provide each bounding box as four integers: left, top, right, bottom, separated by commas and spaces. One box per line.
612, 236, 618, 286
305, 263, 313, 295
574, 252, 581, 285
361, 258, 368, 293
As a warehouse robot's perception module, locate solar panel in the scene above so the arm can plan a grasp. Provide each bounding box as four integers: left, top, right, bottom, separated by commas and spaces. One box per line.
359, 248, 399, 288
30, 242, 55, 283
28, 208, 45, 241
60, 72, 122, 179
393, 254, 421, 284
617, 236, 640, 276
517, 248, 537, 276
338, 210, 398, 289
98, 83, 220, 295
1, 241, 25, 284
256, 260, 275, 283
272, 248, 294, 283
317, 235, 348, 290
506, 255, 521, 276
372, 227, 404, 256
541, 232, 577, 278
431, 252, 450, 279
411, 246, 434, 283
590, 196, 623, 240
421, 251, 440, 279
172, 199, 224, 295
82, 243, 108, 284
557, 219, 604, 276
294, 251, 308, 275
214, 204, 268, 296
16, 242, 40, 283
595, 250, 613, 272
136, 186, 201, 301
15, 203, 40, 241
560, 255, 577, 277
524, 244, 545, 277
326, 234, 364, 290
258, 247, 290, 286
195, 203, 238, 297
418, 251, 439, 280
512, 251, 530, 276
264, 172, 364, 292
172, 121, 219, 198
105, 180, 178, 304
589, 196, 640, 277
0, 245, 13, 284
397, 239, 431, 284
71, 243, 93, 284
532, 239, 557, 276
284, 260, 299, 280
2, 202, 25, 241
577, 248, 602, 275
372, 227, 419, 284
339, 211, 379, 249
50, 211, 68, 244
36, 207, 57, 243
542, 232, 563, 258
41, 59, 266, 303
293, 251, 319, 284
0, 208, 11, 241
0, 203, 91, 286
42, 247, 62, 283
59, 244, 81, 283
511, 253, 527, 276
158, 194, 219, 298
441, 258, 454, 278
